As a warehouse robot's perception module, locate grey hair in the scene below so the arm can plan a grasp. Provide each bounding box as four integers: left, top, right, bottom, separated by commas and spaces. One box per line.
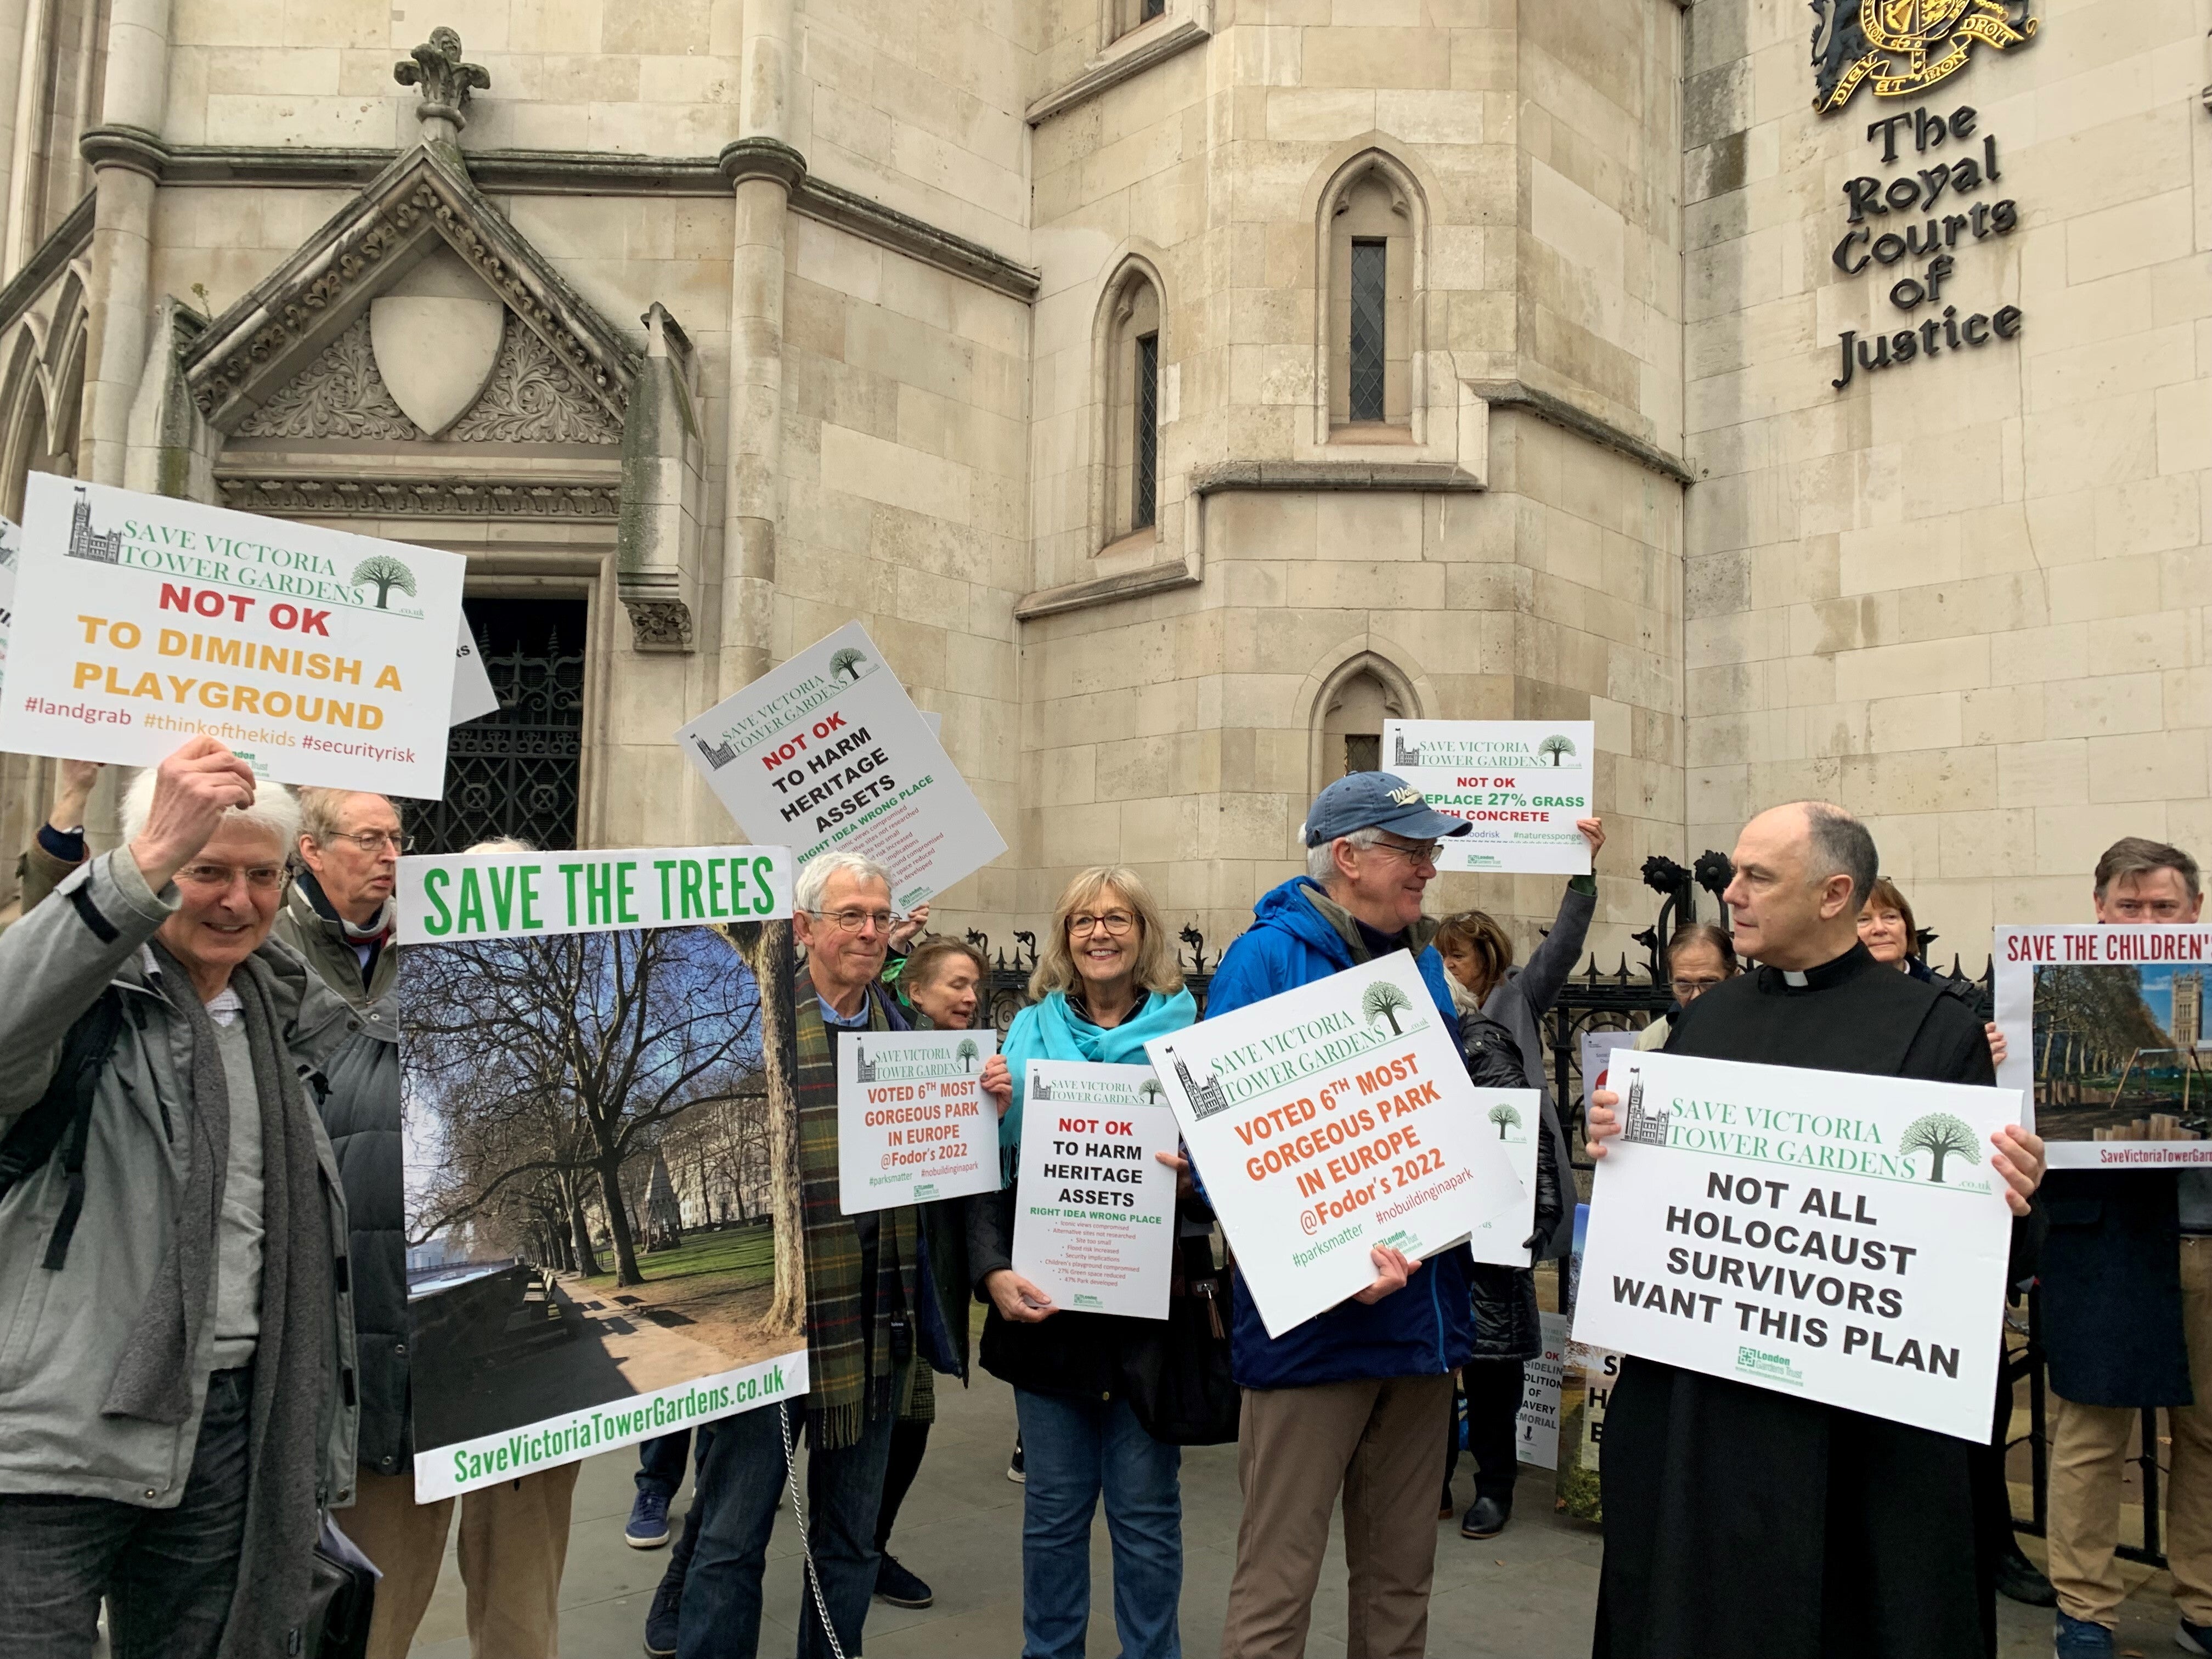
795, 850, 893, 913
1308, 826, 1385, 884
120, 765, 301, 856
465, 837, 534, 855
1798, 801, 1878, 910
296, 786, 397, 843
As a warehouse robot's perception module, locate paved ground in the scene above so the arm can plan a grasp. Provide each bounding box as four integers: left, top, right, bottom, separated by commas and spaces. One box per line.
402, 1363, 2192, 1659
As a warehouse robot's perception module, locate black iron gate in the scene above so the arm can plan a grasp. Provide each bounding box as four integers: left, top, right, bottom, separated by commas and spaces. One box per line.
402, 597, 587, 855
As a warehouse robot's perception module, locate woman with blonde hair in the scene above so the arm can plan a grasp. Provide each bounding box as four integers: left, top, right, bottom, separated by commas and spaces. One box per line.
969, 866, 1198, 1659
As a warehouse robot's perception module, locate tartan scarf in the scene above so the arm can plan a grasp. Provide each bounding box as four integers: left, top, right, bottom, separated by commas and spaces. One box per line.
794, 970, 933, 1449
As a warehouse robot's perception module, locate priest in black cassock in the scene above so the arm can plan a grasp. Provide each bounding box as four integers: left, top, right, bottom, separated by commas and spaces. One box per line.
1585, 801, 2045, 1659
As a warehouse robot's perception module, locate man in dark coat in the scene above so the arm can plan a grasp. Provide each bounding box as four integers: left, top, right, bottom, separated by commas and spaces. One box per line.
2038, 837, 2208, 1659
1585, 801, 2045, 1659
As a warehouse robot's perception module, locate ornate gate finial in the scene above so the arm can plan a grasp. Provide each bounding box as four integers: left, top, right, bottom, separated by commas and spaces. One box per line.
395, 27, 490, 143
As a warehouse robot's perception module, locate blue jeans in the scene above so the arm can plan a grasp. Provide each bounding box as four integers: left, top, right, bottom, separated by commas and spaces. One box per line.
0, 1366, 251, 1659
637, 1430, 693, 1500
1015, 1389, 1183, 1659
676, 1402, 896, 1659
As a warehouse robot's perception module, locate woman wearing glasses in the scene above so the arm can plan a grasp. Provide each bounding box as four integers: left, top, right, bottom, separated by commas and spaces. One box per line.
970, 867, 1198, 1659
1430, 816, 1604, 1541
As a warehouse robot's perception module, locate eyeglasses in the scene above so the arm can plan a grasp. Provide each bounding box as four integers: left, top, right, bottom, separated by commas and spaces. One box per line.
1369, 837, 1442, 866
322, 830, 412, 854
177, 864, 287, 892
817, 908, 896, 934
1671, 975, 1725, 1001
1069, 910, 1136, 938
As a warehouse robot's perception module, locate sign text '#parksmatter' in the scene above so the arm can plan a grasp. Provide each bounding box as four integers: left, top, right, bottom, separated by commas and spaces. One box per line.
396, 846, 794, 943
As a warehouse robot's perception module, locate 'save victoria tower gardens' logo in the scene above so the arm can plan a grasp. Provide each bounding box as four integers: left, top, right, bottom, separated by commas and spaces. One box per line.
1812, 2, 2039, 392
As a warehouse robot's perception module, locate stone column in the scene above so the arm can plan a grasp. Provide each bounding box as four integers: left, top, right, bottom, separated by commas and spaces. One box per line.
78, 0, 171, 486
0, 0, 43, 275
714, 0, 798, 701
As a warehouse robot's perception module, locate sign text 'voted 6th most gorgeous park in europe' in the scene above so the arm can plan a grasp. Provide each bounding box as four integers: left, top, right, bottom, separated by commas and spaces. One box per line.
1148, 953, 1528, 1338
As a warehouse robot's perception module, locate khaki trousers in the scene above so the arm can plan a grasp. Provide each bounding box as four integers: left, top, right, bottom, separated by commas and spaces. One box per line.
1221, 1373, 1454, 1659
2048, 1235, 2212, 1627
343, 1462, 582, 1659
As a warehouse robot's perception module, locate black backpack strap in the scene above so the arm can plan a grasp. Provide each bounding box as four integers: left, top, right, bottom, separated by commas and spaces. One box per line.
0, 988, 125, 1272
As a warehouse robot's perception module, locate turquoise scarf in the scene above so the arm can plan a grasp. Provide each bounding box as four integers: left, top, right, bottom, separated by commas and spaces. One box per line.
1000, 985, 1198, 1150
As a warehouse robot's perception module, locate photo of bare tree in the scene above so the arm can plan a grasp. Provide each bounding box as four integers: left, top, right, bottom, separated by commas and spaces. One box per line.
402, 921, 804, 1454
2033, 962, 2212, 1144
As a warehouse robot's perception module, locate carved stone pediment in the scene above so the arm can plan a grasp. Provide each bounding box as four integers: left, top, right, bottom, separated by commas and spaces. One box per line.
234, 308, 622, 447
183, 143, 639, 436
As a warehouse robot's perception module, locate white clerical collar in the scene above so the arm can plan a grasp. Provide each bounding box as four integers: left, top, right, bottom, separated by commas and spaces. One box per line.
1782, 970, 1808, 987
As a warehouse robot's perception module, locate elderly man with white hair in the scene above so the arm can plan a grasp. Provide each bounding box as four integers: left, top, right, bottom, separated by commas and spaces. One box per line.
0, 736, 359, 1659
664, 850, 996, 1659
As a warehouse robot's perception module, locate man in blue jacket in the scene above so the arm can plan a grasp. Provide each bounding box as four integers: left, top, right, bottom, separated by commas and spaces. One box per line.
1205, 771, 1477, 1659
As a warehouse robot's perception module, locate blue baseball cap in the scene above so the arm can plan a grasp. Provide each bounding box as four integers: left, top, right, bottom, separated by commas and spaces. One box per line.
1300, 771, 1474, 848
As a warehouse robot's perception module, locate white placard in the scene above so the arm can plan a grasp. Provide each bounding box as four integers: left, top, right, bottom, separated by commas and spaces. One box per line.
0, 475, 464, 798
837, 1029, 1002, 1214
450, 617, 499, 725
0, 514, 19, 694
1582, 1029, 1641, 1114
675, 621, 1007, 912
1996, 924, 2212, 1166
1571, 1050, 2018, 1442
1515, 1311, 1570, 1469
1146, 953, 1527, 1338
1011, 1061, 1178, 1319
1381, 719, 1595, 874
1468, 1088, 1542, 1266
398, 846, 793, 942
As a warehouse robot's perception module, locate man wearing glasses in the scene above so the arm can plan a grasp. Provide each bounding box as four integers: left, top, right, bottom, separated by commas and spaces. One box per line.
1203, 770, 1480, 1659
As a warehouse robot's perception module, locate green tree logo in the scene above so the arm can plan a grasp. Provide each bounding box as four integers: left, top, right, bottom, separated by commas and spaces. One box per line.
352, 553, 418, 610
1539, 733, 1576, 766
1139, 1078, 1164, 1105
1900, 1111, 1980, 1184
1362, 981, 1413, 1035
1488, 1102, 1522, 1139
955, 1037, 979, 1073
829, 647, 867, 684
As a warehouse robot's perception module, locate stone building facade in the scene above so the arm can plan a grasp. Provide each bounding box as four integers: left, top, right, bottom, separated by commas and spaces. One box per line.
0, 0, 2200, 969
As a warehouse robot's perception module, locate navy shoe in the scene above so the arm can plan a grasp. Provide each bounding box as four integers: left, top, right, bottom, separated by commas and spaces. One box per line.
625, 1489, 673, 1549
643, 1559, 684, 1655
2053, 1612, 2114, 1658
875, 1554, 934, 1609
2179, 1616, 2212, 1656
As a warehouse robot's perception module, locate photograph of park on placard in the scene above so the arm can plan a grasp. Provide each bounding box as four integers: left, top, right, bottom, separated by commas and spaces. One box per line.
400, 921, 804, 1483
2032, 962, 2212, 1144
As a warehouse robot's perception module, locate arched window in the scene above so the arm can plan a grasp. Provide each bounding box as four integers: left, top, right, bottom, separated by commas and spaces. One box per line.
1328, 170, 1412, 434
1095, 261, 1166, 549
1318, 663, 1410, 783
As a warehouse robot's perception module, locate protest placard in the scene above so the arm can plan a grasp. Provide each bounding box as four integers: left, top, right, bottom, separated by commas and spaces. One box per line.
1011, 1061, 1177, 1319
1468, 1087, 1541, 1267
838, 1029, 1002, 1214
1380, 719, 1595, 874
0, 514, 16, 694
1995, 924, 2212, 1167
1571, 1049, 2018, 1441
675, 620, 1006, 911
1515, 1311, 1570, 1470
397, 844, 792, 943
450, 616, 499, 725
1583, 1029, 1640, 1116
1146, 952, 1526, 1338
1555, 1331, 1621, 1521
0, 475, 464, 798
396, 848, 802, 1501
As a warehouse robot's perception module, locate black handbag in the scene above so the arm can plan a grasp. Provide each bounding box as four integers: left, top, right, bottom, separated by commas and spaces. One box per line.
296, 1522, 377, 1659
1125, 1232, 1240, 1446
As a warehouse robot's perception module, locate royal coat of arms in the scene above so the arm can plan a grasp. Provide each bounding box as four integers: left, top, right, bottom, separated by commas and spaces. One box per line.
1812, 0, 2038, 113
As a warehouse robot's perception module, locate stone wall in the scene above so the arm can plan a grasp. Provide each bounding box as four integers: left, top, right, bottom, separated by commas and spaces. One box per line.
1683, 0, 2212, 955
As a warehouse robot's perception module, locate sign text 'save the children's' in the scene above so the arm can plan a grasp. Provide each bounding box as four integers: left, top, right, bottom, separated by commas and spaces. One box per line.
0, 475, 465, 798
